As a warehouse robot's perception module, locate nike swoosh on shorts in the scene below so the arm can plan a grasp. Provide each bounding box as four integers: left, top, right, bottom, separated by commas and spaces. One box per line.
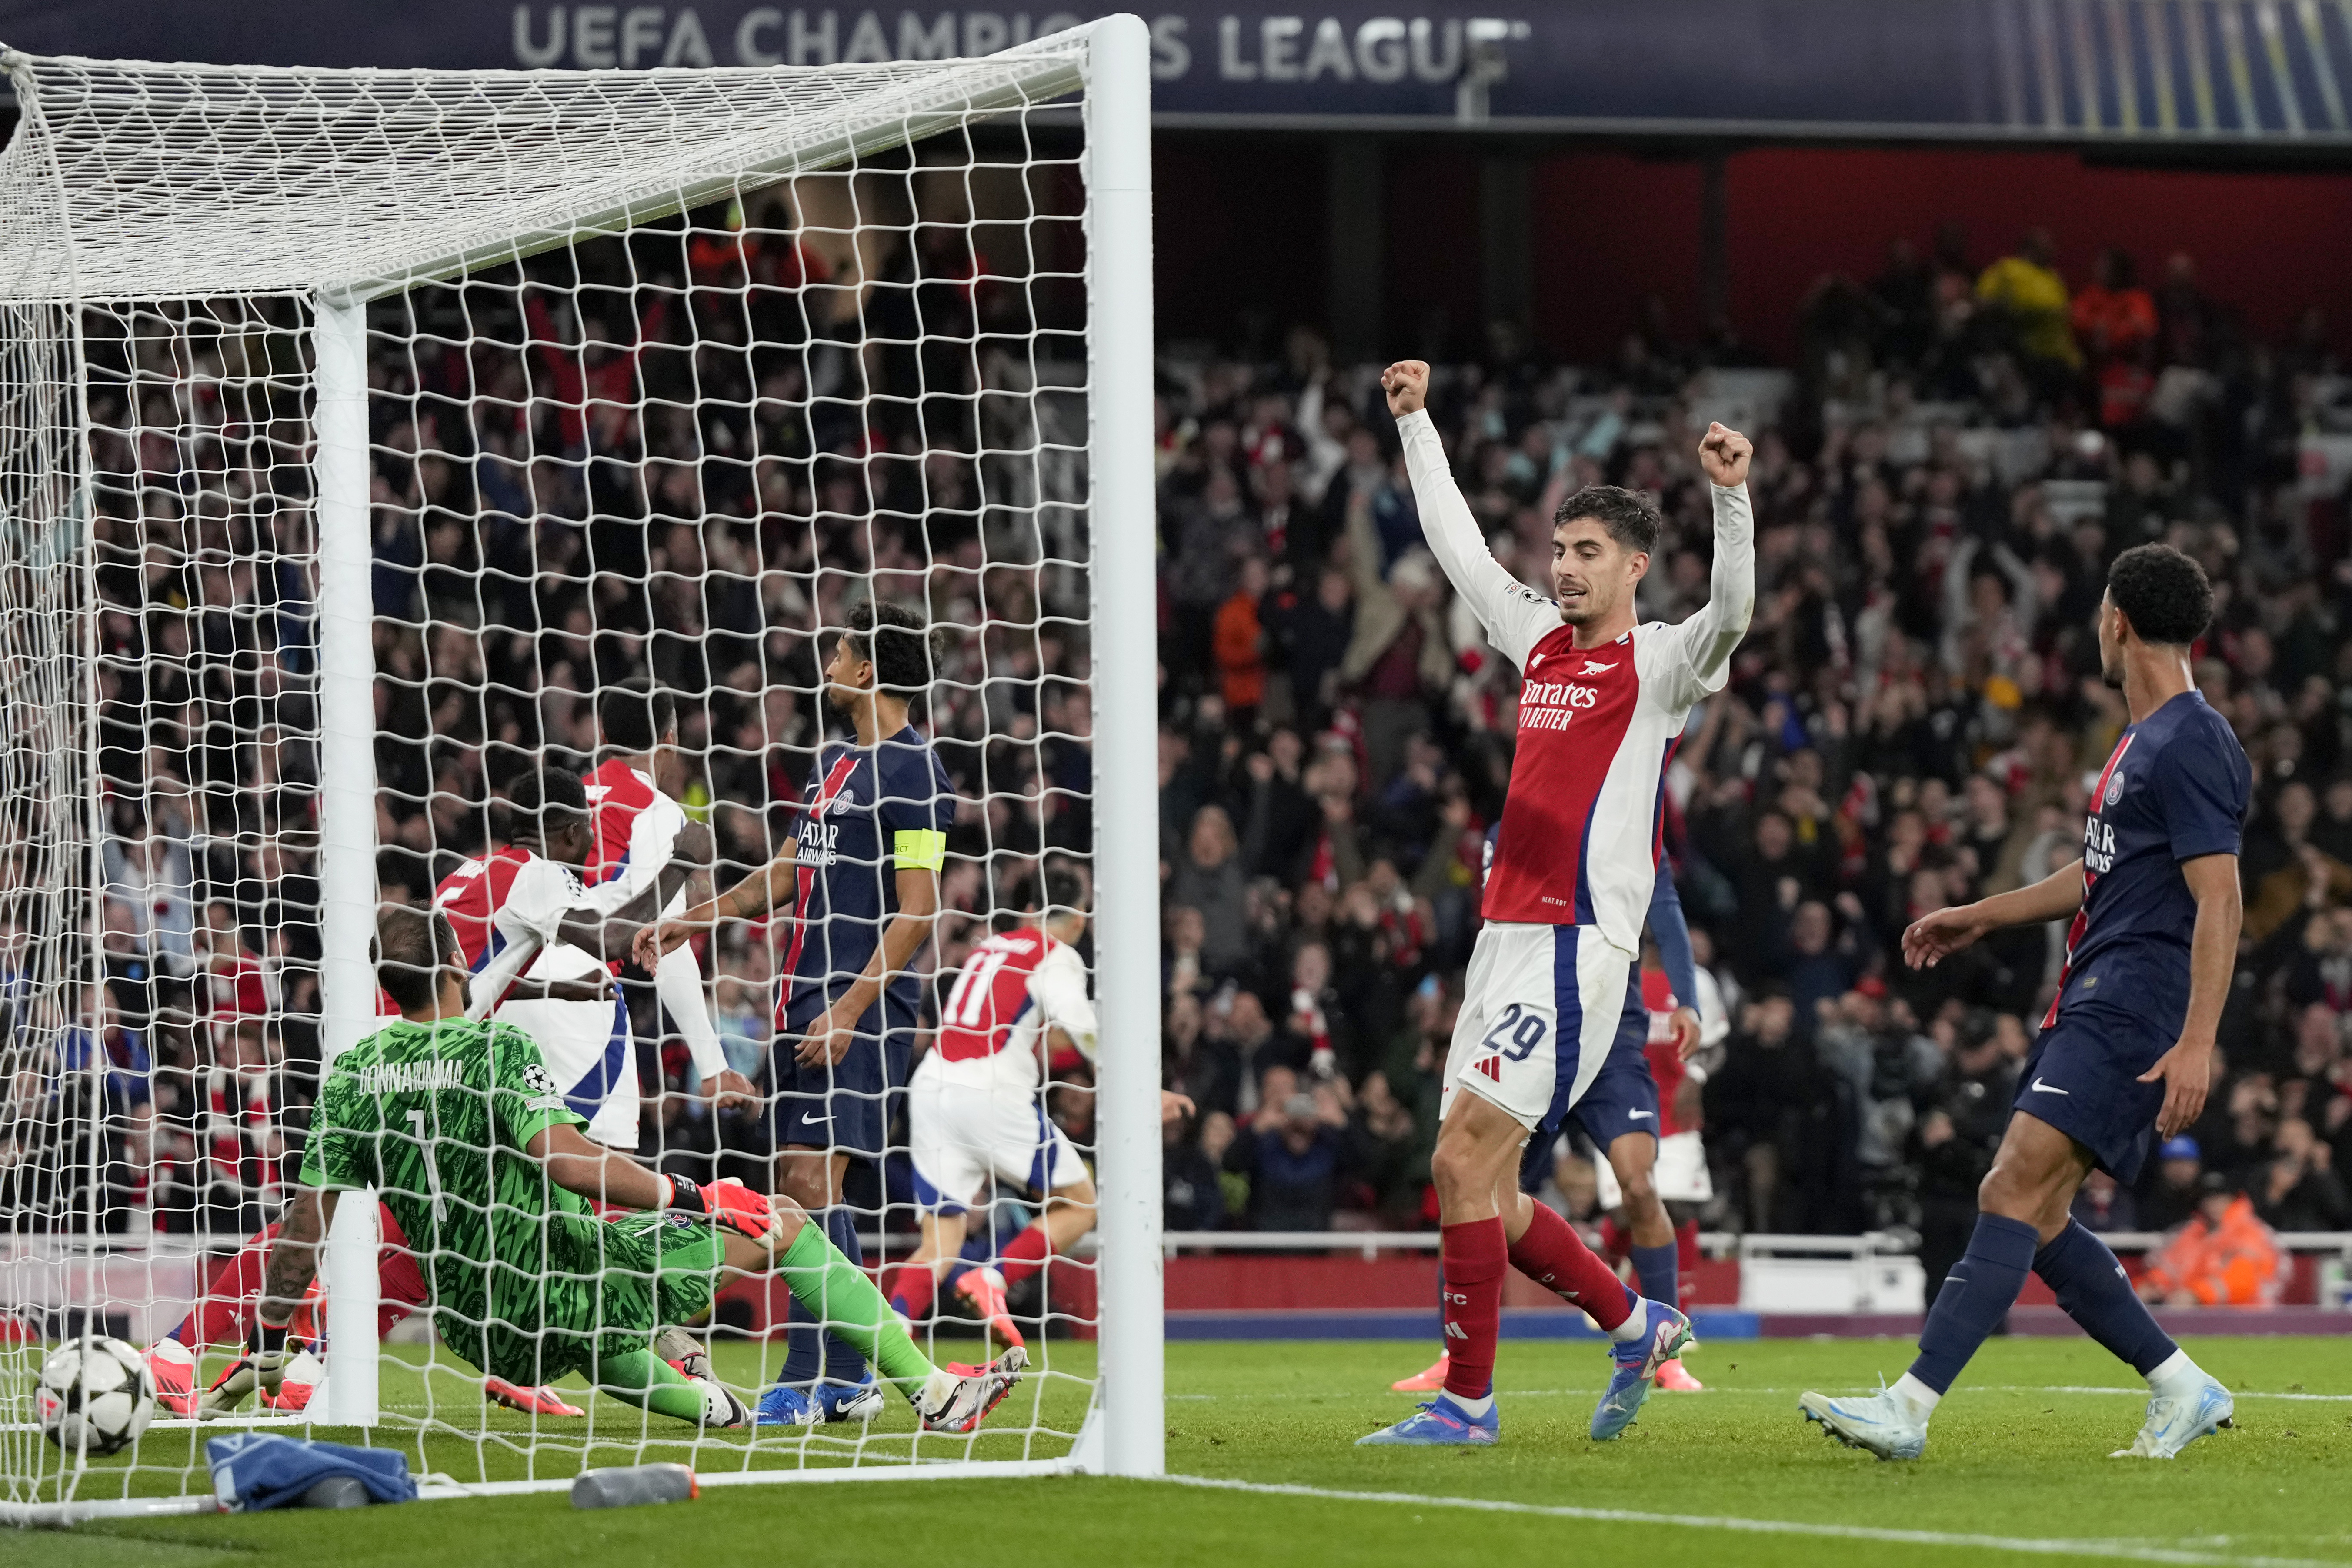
2031, 1078, 2069, 1096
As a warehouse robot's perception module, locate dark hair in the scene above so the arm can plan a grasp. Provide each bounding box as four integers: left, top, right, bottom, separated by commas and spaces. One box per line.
1018, 865, 1089, 917
507, 766, 590, 845
844, 601, 939, 695
1554, 485, 1661, 555
597, 677, 676, 756
374, 904, 457, 1011
992, 865, 1088, 932
2106, 543, 2212, 647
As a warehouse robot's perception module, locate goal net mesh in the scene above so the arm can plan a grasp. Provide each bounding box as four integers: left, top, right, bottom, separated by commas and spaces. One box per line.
1, 34, 1118, 1506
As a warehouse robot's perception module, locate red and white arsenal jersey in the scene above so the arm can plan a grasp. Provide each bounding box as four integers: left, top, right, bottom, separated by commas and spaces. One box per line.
432, 844, 532, 971
580, 758, 691, 917
1396, 408, 1754, 954
431, 844, 604, 1002
932, 927, 1097, 1088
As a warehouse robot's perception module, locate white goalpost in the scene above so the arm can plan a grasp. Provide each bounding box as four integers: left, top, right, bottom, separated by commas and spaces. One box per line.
0, 13, 1159, 1517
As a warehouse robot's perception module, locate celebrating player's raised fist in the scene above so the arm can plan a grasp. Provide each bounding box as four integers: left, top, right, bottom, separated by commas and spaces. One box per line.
1698, 421, 1753, 488
1382, 360, 1430, 418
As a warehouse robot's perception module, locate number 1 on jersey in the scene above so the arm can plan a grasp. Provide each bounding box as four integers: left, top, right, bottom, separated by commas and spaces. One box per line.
406, 1108, 449, 1228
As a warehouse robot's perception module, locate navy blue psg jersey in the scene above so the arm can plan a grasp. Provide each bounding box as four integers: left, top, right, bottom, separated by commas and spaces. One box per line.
2047, 691, 2249, 1031
778, 725, 954, 1018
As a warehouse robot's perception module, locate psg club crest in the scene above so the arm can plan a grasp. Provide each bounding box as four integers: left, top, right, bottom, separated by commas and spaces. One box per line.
2105, 771, 2126, 807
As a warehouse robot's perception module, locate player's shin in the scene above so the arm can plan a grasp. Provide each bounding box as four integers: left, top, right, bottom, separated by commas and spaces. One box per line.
2035, 1220, 2178, 1377
1630, 1242, 1679, 1311
599, 1347, 744, 1426
1907, 1212, 2039, 1404
172, 1225, 279, 1350
1438, 1217, 1508, 1407
1509, 1200, 1637, 1334
654, 943, 725, 1075
776, 1221, 937, 1397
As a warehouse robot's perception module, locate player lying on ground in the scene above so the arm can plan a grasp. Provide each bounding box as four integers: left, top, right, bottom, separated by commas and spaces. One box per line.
1801, 544, 2243, 1462
1392, 862, 1708, 1396
146, 1200, 584, 1419
638, 602, 955, 1428
150, 763, 694, 1418
889, 867, 1100, 1348
1360, 360, 1753, 1448
212, 904, 1023, 1433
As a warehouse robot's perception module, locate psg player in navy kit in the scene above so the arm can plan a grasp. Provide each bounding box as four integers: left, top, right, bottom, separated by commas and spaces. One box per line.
641, 602, 955, 1427
1802, 544, 2248, 1461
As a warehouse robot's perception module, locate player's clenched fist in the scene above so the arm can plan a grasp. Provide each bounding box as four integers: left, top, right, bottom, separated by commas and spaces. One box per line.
1698, 421, 1752, 488
1382, 360, 1429, 418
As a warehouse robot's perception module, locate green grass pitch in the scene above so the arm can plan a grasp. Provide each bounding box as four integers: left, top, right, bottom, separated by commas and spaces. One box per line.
17, 1335, 2352, 1568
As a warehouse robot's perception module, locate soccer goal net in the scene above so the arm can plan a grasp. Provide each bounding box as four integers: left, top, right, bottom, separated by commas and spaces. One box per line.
0, 15, 1161, 1518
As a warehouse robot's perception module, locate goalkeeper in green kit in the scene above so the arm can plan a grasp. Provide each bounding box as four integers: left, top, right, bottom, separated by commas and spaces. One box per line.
227, 903, 1024, 1431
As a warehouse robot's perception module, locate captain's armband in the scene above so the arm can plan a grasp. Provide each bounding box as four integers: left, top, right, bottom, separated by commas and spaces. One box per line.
893, 828, 947, 873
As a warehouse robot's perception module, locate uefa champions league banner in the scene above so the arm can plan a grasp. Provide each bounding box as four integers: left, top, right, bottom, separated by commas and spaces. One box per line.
3, 0, 2350, 139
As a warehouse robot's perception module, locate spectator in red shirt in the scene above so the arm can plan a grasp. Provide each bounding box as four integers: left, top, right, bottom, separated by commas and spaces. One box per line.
2071, 246, 2159, 364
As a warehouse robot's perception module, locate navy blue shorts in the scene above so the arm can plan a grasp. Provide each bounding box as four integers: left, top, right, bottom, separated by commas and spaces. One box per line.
1520, 961, 1654, 1193
767, 990, 918, 1161
2015, 1001, 2175, 1184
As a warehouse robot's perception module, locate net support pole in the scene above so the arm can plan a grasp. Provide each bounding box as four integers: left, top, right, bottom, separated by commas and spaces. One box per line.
1083, 11, 1163, 1481
312, 296, 381, 1427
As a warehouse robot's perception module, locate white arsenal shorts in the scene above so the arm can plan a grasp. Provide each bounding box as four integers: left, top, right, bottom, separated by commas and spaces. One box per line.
494, 993, 638, 1150
906, 1053, 1089, 1213
1441, 921, 1633, 1133
1595, 1130, 1715, 1207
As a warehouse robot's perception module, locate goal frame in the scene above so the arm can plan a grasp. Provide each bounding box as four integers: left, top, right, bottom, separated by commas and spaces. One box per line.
0, 11, 1161, 1515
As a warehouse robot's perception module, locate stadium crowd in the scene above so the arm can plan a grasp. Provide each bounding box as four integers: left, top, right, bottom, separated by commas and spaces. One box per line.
11, 203, 2352, 1306
1147, 228, 2352, 1286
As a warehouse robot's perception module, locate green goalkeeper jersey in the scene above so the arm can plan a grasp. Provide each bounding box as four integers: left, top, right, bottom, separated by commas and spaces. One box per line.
299, 1012, 615, 1375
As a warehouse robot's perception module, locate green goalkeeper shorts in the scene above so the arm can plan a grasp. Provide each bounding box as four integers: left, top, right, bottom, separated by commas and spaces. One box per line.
452, 1212, 729, 1388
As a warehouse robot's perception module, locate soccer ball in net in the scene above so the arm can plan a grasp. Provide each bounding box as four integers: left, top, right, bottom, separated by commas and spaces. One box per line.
34, 1338, 155, 1455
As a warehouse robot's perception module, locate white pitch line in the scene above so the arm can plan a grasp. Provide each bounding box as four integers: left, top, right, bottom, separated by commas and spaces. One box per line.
1160, 1475, 2351, 1568
1170, 1385, 2352, 1404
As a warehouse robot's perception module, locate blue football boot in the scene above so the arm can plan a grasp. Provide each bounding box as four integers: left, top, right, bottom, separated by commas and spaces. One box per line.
1590, 1301, 1695, 1441
754, 1384, 820, 1428
817, 1370, 885, 1424
1357, 1391, 1500, 1447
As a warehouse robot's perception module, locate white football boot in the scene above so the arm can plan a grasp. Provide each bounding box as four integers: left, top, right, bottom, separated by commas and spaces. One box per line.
1798, 1381, 1928, 1461
2112, 1374, 2233, 1458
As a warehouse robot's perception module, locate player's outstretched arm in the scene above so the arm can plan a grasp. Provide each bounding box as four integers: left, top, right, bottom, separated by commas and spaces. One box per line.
257, 1186, 331, 1329
632, 844, 799, 967
1653, 424, 1758, 707
1901, 857, 2085, 969
525, 1121, 783, 1242
2138, 853, 2241, 1138
464, 927, 547, 1021
1382, 360, 1555, 665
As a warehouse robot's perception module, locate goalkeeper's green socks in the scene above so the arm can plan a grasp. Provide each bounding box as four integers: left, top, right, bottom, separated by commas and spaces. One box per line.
777, 1220, 936, 1396
598, 1348, 714, 1424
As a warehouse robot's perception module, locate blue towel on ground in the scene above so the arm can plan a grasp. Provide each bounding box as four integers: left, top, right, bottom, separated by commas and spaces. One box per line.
204, 1432, 416, 1511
